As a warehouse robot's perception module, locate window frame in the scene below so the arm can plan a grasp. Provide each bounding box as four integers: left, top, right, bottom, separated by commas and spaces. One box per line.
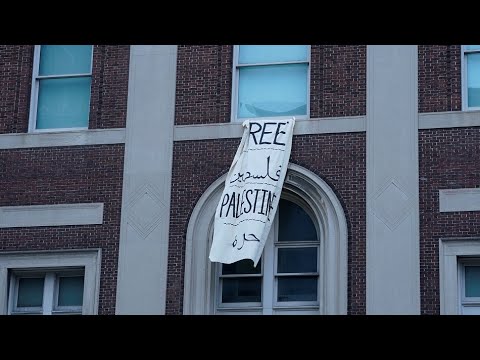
9, 267, 84, 315
459, 258, 480, 310
461, 45, 480, 111
10, 271, 45, 314
0, 249, 101, 315
230, 45, 311, 122
28, 45, 94, 133
439, 238, 480, 314
214, 193, 321, 314
53, 270, 85, 314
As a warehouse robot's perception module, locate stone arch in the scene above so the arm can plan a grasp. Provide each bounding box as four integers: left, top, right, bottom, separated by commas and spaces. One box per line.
183, 163, 348, 314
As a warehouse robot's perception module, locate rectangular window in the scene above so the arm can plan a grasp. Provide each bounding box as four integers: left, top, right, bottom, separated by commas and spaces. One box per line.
462, 45, 480, 110
219, 259, 262, 306
232, 45, 310, 122
10, 269, 85, 315
459, 259, 480, 315
29, 45, 93, 131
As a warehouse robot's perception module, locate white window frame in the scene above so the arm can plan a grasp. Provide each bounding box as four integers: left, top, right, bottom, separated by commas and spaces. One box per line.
214, 193, 321, 315
9, 268, 84, 315
458, 258, 480, 313
439, 238, 480, 314
461, 45, 480, 111
28, 45, 94, 133
231, 45, 311, 122
0, 249, 101, 315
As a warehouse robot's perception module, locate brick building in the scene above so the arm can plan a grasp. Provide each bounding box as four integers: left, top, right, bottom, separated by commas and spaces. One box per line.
0, 45, 478, 315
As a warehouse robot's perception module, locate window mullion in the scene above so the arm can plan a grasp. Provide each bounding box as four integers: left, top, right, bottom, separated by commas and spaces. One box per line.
237, 60, 309, 68
37, 73, 92, 80
43, 273, 55, 315
262, 213, 277, 315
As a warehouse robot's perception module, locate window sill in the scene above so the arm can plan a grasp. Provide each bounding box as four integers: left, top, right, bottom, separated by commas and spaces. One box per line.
174, 116, 366, 141
0, 128, 126, 149
29, 127, 89, 134
418, 110, 480, 129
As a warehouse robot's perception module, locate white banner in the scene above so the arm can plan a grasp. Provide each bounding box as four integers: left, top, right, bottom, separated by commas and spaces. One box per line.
209, 118, 295, 266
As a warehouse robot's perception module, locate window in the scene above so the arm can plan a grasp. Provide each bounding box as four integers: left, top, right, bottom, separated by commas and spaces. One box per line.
232, 45, 310, 122
215, 195, 320, 315
0, 250, 101, 315
462, 45, 480, 110
439, 238, 480, 314
29, 45, 93, 131
183, 164, 348, 315
459, 259, 480, 315
9, 269, 84, 315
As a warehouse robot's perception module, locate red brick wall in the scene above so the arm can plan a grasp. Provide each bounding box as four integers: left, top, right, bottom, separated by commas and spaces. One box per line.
418, 45, 462, 113
0, 144, 125, 314
167, 134, 366, 314
0, 46, 33, 134
175, 45, 233, 125
175, 45, 367, 125
310, 45, 366, 118
89, 45, 130, 129
0, 45, 130, 134
419, 127, 480, 315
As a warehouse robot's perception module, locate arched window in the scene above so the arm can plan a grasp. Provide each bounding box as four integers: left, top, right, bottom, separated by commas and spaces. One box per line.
184, 164, 347, 315
215, 194, 320, 314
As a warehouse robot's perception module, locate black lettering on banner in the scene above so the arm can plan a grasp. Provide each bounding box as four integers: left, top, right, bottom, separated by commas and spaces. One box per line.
249, 122, 262, 145
220, 193, 229, 217
266, 191, 277, 220
232, 233, 260, 250
220, 189, 279, 220
244, 189, 253, 214
259, 122, 276, 145
226, 192, 236, 217
253, 189, 261, 213
239, 189, 246, 217
258, 189, 269, 215
229, 156, 280, 184
273, 122, 287, 146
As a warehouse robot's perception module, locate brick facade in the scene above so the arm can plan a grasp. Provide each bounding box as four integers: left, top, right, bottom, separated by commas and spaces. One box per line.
0, 145, 125, 314
167, 133, 366, 315
1, 45, 477, 315
175, 45, 233, 125
175, 45, 367, 125
310, 45, 366, 118
0, 45, 130, 134
89, 45, 130, 129
419, 127, 480, 315
418, 45, 462, 113
0, 46, 33, 134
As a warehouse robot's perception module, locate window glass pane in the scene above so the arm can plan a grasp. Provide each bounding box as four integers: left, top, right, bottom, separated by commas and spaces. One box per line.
465, 266, 480, 297
239, 45, 308, 64
17, 277, 44, 307
465, 45, 480, 51
39, 45, 92, 76
277, 276, 317, 302
237, 64, 307, 119
278, 247, 317, 273
467, 53, 480, 108
36, 77, 91, 129
58, 276, 84, 307
222, 278, 261, 303
222, 259, 261, 275
278, 199, 317, 242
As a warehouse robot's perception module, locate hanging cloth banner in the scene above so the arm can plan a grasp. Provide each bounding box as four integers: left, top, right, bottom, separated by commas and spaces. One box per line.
209, 118, 295, 266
